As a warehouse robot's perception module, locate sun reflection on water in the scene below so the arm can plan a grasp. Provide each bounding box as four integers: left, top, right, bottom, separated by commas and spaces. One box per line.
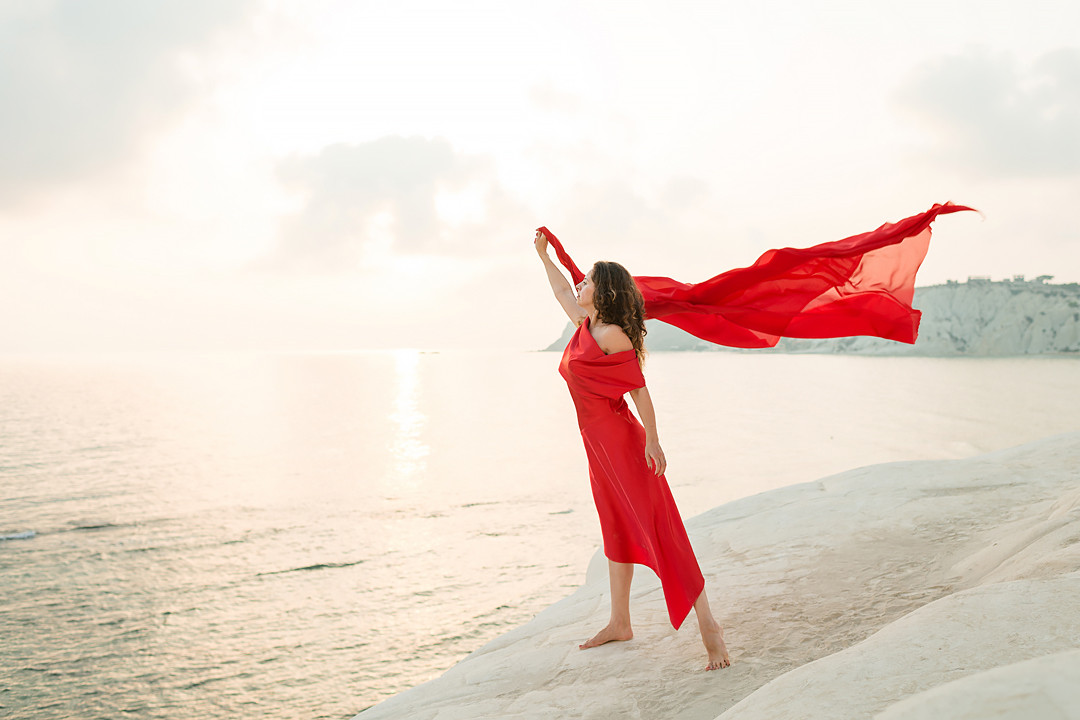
388, 349, 429, 491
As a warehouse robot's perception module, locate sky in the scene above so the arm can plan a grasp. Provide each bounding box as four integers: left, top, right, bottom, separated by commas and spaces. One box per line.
3, 0, 1079, 353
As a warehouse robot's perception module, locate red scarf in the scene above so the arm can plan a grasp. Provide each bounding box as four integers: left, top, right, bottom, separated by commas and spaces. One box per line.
538, 202, 975, 348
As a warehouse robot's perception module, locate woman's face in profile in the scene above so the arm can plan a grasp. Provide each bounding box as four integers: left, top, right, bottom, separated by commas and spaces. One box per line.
576, 271, 595, 308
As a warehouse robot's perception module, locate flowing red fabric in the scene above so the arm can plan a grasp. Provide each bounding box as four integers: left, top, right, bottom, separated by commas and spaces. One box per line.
540, 202, 976, 348
560, 318, 704, 629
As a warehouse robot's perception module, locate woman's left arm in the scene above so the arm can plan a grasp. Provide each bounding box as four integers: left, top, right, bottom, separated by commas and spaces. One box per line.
629, 386, 666, 476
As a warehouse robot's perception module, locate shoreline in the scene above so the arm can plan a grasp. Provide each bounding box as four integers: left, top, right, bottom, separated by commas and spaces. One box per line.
358, 432, 1080, 719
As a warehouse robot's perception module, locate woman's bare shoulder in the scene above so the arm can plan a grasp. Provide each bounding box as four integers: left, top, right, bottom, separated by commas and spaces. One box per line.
593, 323, 634, 354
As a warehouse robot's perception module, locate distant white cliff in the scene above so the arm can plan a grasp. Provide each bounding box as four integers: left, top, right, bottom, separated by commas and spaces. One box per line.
544, 277, 1080, 356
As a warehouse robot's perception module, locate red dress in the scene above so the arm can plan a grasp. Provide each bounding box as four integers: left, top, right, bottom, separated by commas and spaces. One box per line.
560, 318, 704, 629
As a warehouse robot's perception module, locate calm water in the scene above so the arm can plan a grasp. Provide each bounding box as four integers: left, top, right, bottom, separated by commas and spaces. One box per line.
2, 350, 1079, 719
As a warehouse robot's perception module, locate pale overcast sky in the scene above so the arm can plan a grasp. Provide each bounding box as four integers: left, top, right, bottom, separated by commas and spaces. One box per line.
3, 0, 1078, 353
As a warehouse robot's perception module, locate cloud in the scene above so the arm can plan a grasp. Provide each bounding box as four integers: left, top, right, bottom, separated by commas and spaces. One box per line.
529, 82, 582, 114
266, 135, 524, 271
0, 0, 257, 205
897, 47, 1080, 177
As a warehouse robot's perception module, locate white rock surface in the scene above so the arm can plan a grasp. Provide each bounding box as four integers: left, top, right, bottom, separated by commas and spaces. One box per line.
356, 433, 1080, 719
717, 576, 1080, 719
875, 649, 1080, 720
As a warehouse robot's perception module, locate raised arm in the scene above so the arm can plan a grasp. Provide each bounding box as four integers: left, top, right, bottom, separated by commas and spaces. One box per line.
535, 230, 588, 327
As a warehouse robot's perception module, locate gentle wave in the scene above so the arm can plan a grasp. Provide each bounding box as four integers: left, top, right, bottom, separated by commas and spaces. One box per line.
0, 530, 37, 541
256, 560, 365, 576
61, 519, 169, 534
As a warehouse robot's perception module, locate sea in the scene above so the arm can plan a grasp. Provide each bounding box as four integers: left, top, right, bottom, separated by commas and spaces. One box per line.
2, 350, 1079, 719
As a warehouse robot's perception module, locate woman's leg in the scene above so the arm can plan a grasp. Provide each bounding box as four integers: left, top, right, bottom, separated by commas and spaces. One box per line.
694, 587, 731, 670
579, 559, 635, 649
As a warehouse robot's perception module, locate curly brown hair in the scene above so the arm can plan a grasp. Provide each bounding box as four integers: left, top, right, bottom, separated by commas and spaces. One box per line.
590, 261, 647, 366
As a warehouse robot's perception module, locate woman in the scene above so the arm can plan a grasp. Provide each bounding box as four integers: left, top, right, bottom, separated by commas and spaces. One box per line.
534, 229, 731, 672
532, 202, 975, 672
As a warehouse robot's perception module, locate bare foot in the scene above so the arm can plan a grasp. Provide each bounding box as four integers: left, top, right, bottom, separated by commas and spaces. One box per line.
702, 625, 730, 670
579, 622, 633, 650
